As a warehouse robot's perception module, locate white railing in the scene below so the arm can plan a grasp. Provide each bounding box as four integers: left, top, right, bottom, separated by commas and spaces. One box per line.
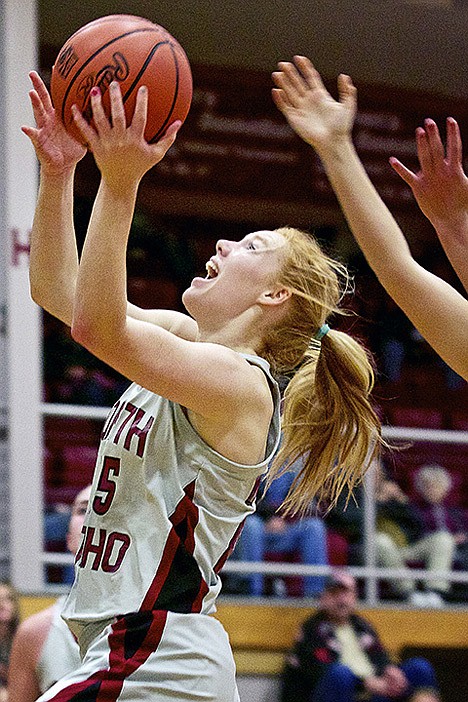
37, 402, 468, 606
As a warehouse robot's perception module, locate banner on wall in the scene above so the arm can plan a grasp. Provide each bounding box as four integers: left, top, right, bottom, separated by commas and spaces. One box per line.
38, 60, 468, 213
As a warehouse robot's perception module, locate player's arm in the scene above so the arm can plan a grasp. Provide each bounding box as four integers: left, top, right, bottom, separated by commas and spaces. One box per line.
23, 71, 85, 326
73, 173, 266, 417
126, 304, 198, 340
390, 117, 468, 293
272, 57, 468, 381
8, 610, 51, 702
24, 72, 197, 339
70, 85, 270, 419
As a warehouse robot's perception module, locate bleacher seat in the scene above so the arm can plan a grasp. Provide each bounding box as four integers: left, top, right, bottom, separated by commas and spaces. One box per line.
389, 406, 444, 429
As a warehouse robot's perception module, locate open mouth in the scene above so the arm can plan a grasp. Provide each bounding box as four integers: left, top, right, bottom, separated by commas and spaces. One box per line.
205, 260, 219, 279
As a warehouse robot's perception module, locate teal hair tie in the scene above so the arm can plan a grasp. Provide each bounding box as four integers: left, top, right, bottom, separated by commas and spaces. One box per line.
315, 323, 330, 341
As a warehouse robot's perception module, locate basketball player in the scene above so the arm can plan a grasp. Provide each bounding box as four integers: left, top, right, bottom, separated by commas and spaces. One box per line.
23, 74, 382, 700
8, 485, 90, 701
272, 56, 468, 382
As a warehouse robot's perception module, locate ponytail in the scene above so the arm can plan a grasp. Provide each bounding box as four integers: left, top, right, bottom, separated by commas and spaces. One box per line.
268, 328, 382, 516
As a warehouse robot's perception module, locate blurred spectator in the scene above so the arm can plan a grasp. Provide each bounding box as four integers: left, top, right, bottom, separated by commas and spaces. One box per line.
323, 484, 365, 568
8, 485, 90, 701
0, 583, 20, 701
231, 465, 327, 597
280, 571, 440, 702
325, 464, 457, 605
377, 464, 461, 605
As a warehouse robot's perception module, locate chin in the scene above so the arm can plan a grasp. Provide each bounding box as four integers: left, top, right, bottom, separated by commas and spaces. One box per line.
181, 285, 207, 320
181, 286, 195, 315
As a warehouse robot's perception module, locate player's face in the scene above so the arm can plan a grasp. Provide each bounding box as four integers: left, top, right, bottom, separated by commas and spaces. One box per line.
182, 230, 288, 321
67, 485, 92, 555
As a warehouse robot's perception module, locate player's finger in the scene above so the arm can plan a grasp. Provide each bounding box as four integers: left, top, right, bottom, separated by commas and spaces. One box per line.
446, 117, 463, 168
109, 81, 126, 133
337, 74, 357, 112
71, 104, 97, 147
389, 156, 418, 187
271, 87, 294, 113
275, 61, 307, 97
150, 119, 181, 156
424, 119, 445, 165
28, 90, 48, 128
163, 120, 182, 141
415, 126, 434, 173
21, 125, 40, 144
29, 71, 54, 113
293, 56, 327, 93
89, 87, 111, 135
271, 73, 303, 109
272, 70, 304, 109
130, 85, 149, 137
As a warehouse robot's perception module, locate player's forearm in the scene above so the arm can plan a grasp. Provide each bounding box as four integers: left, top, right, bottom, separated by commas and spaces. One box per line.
316, 139, 416, 296
29, 168, 79, 326
433, 219, 468, 293
72, 179, 138, 350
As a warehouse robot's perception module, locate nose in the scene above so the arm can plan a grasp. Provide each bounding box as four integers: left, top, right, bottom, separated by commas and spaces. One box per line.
216, 239, 234, 256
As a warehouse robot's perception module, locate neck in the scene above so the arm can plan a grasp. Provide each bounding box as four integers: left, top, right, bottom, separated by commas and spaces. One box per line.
196, 310, 265, 356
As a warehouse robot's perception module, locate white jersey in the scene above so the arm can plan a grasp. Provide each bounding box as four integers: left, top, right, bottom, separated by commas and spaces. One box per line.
36, 597, 81, 693
62, 353, 280, 650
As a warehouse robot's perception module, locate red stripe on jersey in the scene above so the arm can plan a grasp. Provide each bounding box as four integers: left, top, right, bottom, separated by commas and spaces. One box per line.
96, 611, 168, 700
140, 528, 180, 610
214, 475, 262, 574
214, 519, 245, 574
46, 611, 168, 701
47, 677, 102, 701
141, 479, 208, 612
191, 576, 210, 612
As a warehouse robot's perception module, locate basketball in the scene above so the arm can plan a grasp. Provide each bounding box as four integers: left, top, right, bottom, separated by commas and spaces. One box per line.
50, 14, 192, 144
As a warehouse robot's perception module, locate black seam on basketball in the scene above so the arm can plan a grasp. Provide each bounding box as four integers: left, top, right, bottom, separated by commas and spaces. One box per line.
70, 17, 157, 40
120, 40, 171, 107
59, 28, 164, 122
148, 44, 181, 143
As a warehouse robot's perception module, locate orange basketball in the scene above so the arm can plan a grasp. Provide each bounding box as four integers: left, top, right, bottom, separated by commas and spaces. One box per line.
50, 14, 192, 144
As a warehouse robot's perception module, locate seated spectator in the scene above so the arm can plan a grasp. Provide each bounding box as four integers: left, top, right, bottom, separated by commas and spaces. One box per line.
8, 485, 90, 701
0, 583, 20, 701
280, 571, 441, 702
323, 485, 364, 567
232, 464, 327, 597
377, 464, 461, 605
325, 461, 457, 606
44, 502, 76, 586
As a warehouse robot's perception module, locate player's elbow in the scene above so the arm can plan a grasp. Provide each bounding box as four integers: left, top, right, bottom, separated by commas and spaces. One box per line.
29, 279, 46, 309
71, 316, 99, 352
71, 314, 121, 358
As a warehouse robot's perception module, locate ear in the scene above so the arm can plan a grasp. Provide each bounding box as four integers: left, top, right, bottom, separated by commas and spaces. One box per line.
258, 287, 292, 306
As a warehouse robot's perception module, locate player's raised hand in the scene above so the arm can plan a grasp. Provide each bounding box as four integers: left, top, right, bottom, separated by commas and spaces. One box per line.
272, 56, 357, 154
21, 71, 86, 175
72, 81, 180, 191
390, 117, 468, 229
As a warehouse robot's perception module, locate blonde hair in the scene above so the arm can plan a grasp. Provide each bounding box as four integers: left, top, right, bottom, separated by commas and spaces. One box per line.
261, 227, 383, 516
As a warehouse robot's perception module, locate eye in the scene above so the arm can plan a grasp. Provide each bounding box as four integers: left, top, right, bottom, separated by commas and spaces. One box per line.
247, 241, 257, 250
